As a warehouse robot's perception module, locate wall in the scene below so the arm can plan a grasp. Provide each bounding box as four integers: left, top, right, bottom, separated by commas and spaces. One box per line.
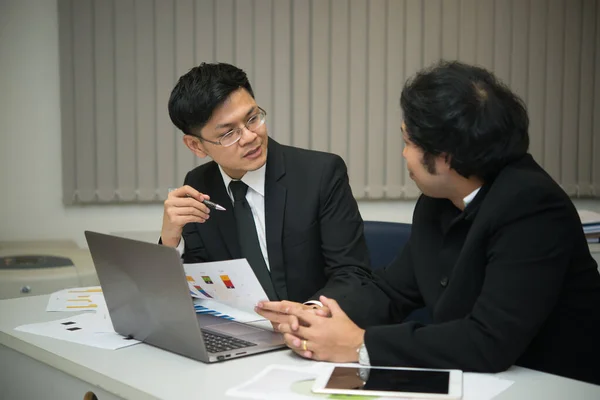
0, 0, 598, 248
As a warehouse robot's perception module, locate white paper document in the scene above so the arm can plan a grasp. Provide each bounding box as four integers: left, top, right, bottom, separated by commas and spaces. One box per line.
46, 286, 105, 312
15, 313, 139, 350
184, 259, 269, 314
226, 363, 514, 400
578, 209, 600, 225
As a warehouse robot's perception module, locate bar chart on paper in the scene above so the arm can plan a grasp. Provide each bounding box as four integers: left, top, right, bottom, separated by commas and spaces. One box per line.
46, 286, 106, 311
184, 259, 270, 315
186, 276, 213, 299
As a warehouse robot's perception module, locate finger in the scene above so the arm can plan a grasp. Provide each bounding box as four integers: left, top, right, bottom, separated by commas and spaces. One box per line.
256, 300, 301, 314
254, 308, 295, 325
174, 215, 210, 226
278, 323, 315, 343
314, 307, 331, 317
180, 185, 210, 202
270, 321, 280, 332
285, 306, 321, 326
169, 206, 210, 221
174, 197, 211, 213
165, 199, 211, 220
169, 186, 211, 207
283, 332, 307, 348
319, 296, 346, 318
282, 334, 315, 359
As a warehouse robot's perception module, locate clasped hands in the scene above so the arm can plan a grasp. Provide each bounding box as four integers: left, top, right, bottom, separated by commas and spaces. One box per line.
254, 295, 365, 363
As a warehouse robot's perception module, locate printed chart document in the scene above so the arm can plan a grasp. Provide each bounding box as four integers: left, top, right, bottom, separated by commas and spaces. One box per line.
15, 311, 139, 350
184, 259, 270, 323
46, 286, 105, 312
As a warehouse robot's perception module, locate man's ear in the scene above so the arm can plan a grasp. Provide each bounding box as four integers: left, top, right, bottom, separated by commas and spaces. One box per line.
183, 135, 208, 158
438, 153, 452, 173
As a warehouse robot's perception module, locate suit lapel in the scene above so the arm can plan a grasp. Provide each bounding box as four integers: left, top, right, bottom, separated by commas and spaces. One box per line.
207, 164, 241, 259
264, 140, 288, 300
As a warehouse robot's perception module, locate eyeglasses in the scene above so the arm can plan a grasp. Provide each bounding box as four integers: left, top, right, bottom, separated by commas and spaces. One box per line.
198, 107, 267, 147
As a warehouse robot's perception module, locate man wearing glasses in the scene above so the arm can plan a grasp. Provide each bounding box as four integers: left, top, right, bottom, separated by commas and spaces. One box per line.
160, 62, 373, 323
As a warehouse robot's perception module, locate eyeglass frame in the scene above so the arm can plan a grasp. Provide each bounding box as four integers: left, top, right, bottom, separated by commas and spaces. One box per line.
192, 107, 267, 147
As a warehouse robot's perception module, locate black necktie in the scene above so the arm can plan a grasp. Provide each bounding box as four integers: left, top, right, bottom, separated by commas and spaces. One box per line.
229, 181, 278, 300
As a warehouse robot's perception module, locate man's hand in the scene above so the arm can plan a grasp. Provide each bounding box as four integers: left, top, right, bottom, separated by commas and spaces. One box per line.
255, 300, 331, 332
277, 296, 365, 362
161, 185, 211, 247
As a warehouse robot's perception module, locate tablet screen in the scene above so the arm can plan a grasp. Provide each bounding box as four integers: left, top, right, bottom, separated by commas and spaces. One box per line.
324, 366, 450, 394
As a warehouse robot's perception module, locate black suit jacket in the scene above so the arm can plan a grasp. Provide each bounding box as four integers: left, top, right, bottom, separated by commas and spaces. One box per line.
351, 154, 600, 384
179, 139, 373, 304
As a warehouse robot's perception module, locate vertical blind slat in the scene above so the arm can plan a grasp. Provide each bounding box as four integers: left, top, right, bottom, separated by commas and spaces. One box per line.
366, 0, 386, 199
273, 0, 292, 146
235, 0, 254, 83
476, 0, 495, 70
193, 0, 215, 169
72, 0, 96, 202
403, 0, 422, 198
59, 0, 76, 205
459, 0, 477, 64
310, 0, 330, 153
562, 0, 583, 195
94, 0, 116, 202
291, 0, 310, 149
348, 0, 368, 198
527, 0, 548, 166
385, 0, 405, 198
115, 0, 136, 201
253, 0, 273, 132
543, 0, 566, 182
578, 0, 597, 196
155, 0, 176, 199
134, 0, 157, 201
441, 0, 459, 61
329, 0, 349, 162
215, 0, 234, 64
175, 0, 196, 185
423, 0, 442, 67
510, 0, 529, 103
493, 0, 512, 84
593, 1, 600, 195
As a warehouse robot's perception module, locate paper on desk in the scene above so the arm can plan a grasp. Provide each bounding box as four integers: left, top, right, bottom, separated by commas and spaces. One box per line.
185, 259, 269, 314
15, 313, 139, 350
46, 286, 105, 312
226, 363, 514, 400
193, 299, 273, 331
578, 209, 600, 225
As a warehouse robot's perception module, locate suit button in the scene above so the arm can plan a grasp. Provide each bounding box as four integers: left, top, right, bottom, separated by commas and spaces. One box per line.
440, 277, 449, 287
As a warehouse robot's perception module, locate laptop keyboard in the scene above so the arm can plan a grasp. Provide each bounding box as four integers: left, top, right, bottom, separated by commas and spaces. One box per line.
201, 330, 258, 354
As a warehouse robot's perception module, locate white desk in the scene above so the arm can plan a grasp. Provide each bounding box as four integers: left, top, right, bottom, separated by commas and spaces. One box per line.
1, 295, 599, 400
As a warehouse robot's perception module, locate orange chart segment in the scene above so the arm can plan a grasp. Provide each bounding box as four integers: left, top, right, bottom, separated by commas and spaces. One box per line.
220, 275, 235, 289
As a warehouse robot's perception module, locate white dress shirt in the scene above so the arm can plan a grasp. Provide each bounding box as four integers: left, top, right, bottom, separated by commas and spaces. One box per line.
176, 163, 270, 270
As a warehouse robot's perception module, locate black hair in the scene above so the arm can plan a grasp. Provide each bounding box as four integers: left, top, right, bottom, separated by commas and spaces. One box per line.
400, 60, 529, 180
168, 62, 254, 135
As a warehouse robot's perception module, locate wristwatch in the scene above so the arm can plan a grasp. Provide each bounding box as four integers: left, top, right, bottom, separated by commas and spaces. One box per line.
357, 342, 371, 366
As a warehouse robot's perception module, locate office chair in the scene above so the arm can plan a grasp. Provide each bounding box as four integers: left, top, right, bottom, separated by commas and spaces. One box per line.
363, 220, 431, 324
363, 221, 412, 269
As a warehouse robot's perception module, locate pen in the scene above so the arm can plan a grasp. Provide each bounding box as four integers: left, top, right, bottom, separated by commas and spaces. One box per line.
168, 188, 226, 211
202, 199, 226, 211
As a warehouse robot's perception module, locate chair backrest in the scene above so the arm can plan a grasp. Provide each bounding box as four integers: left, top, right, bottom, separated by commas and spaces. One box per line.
363, 221, 412, 269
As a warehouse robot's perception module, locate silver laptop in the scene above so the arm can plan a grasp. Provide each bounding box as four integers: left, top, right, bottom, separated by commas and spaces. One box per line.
84, 231, 286, 363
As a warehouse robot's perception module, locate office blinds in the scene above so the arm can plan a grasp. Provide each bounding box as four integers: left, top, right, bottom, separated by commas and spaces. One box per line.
59, 0, 600, 204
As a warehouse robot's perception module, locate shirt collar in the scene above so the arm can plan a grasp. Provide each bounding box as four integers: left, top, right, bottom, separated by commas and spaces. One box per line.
219, 162, 266, 198
463, 187, 481, 208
